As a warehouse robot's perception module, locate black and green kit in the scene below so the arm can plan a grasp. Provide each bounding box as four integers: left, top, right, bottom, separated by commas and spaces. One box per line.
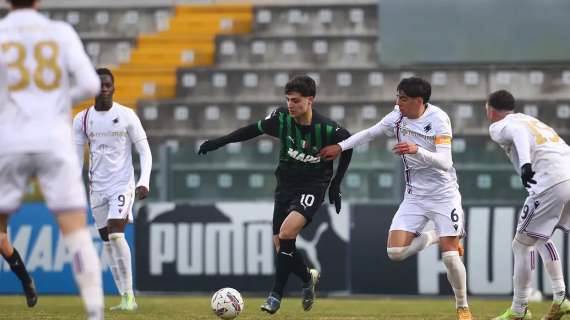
204, 106, 351, 195
256, 107, 350, 194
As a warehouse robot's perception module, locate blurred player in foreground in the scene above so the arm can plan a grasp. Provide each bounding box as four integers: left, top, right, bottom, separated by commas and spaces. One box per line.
0, 0, 103, 318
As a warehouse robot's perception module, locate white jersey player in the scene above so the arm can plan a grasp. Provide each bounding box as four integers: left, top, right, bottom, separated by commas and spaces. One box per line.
320, 77, 471, 320
0, 0, 103, 318
73, 68, 152, 312
488, 90, 570, 320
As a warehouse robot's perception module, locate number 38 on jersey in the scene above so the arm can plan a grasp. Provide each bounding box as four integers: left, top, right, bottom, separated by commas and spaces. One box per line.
2, 41, 62, 92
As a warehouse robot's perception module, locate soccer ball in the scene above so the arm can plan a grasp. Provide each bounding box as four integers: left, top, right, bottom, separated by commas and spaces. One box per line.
211, 287, 244, 319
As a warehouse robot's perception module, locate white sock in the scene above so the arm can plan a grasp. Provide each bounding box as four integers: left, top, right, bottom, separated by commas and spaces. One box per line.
442, 251, 468, 308
511, 239, 533, 314
536, 239, 566, 303
109, 233, 133, 296
386, 230, 438, 261
103, 241, 124, 295
63, 228, 104, 319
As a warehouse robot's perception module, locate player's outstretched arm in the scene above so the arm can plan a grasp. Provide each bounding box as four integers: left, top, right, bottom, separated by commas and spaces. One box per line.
319, 123, 384, 161
198, 123, 262, 155
338, 122, 385, 151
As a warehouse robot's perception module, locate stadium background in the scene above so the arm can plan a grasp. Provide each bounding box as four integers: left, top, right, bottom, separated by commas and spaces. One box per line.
1, 0, 570, 299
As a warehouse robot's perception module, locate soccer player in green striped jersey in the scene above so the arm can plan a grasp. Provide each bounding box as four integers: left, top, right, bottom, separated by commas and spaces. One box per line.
199, 75, 353, 314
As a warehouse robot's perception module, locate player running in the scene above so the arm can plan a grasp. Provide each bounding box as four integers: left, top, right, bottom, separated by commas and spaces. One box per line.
198, 75, 353, 315
319, 77, 472, 320
0, 0, 103, 318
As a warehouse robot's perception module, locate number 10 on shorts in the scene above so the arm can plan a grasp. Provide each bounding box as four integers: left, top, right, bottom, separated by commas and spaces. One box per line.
300, 194, 315, 209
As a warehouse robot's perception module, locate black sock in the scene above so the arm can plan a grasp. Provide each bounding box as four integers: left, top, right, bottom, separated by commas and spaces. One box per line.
271, 239, 295, 297
4, 248, 32, 284
292, 250, 311, 285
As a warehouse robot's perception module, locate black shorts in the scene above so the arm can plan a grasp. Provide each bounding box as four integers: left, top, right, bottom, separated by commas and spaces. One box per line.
272, 189, 325, 235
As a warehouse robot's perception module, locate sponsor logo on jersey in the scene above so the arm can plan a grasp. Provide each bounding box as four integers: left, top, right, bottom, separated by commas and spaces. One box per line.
287, 148, 321, 163
400, 127, 436, 143
89, 131, 128, 138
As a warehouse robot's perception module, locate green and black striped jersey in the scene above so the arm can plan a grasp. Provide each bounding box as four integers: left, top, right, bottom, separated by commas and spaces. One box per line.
256, 107, 350, 192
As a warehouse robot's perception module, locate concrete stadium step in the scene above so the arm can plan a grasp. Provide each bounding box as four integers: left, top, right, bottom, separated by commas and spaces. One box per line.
174, 66, 570, 103
252, 3, 378, 36
214, 34, 378, 68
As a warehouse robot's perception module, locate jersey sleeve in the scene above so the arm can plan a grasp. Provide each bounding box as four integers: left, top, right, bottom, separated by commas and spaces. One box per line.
72, 110, 87, 146
338, 108, 398, 151
256, 107, 285, 138
60, 23, 100, 103
489, 121, 511, 144
333, 124, 351, 143
489, 118, 531, 167
433, 111, 453, 148
377, 107, 401, 137
126, 108, 148, 143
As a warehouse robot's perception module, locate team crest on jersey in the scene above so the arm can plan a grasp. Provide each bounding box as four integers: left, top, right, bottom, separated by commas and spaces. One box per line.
423, 123, 432, 133
113, 118, 119, 124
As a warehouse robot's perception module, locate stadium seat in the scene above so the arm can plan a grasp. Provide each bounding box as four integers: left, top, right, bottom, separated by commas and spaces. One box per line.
41, 7, 171, 37
456, 169, 526, 203
170, 169, 275, 201
253, 4, 378, 36
214, 34, 378, 68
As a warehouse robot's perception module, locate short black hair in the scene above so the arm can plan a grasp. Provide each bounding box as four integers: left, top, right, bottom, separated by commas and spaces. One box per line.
284, 75, 316, 98
487, 90, 516, 111
397, 77, 431, 104
96, 68, 114, 83
7, 0, 36, 8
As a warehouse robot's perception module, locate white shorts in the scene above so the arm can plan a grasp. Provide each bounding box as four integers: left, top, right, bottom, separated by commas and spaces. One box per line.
89, 185, 135, 229
517, 179, 570, 240
389, 194, 465, 237
0, 152, 87, 212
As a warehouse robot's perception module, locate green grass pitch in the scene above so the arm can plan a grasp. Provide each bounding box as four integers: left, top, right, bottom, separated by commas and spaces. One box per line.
0, 295, 553, 319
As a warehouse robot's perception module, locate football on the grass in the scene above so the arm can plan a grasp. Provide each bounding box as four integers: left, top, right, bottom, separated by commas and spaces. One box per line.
211, 287, 244, 319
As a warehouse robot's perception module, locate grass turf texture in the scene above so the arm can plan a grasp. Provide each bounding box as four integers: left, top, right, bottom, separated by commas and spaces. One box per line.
0, 295, 554, 319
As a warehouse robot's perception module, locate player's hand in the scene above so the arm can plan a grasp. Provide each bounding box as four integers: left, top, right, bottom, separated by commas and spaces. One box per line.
198, 140, 220, 155
319, 144, 342, 161
520, 163, 537, 188
328, 179, 342, 214
135, 186, 149, 200
392, 142, 418, 155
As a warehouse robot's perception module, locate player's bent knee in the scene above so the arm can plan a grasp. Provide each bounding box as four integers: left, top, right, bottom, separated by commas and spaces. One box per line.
512, 237, 533, 254
278, 229, 297, 240
387, 246, 409, 261
514, 232, 538, 247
